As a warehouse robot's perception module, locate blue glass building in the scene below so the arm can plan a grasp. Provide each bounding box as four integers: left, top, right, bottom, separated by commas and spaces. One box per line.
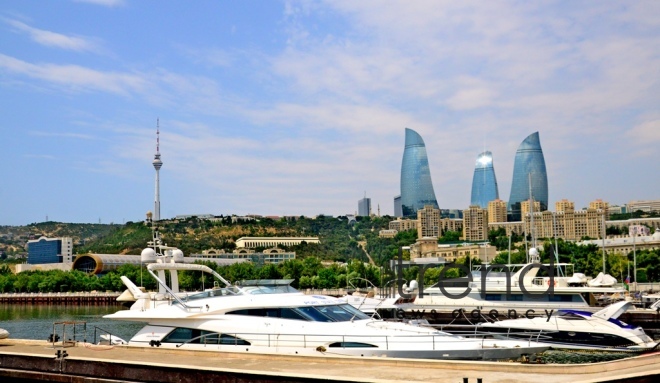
400, 128, 439, 217
27, 237, 62, 264
508, 132, 549, 221
470, 151, 499, 208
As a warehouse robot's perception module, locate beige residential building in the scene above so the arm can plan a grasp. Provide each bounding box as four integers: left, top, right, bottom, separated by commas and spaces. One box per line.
521, 200, 541, 217
378, 229, 398, 238
487, 199, 507, 223
409, 239, 497, 263
589, 199, 609, 215
487, 221, 525, 236
389, 218, 419, 232
525, 207, 605, 241
555, 199, 575, 212
463, 205, 488, 241
418, 205, 441, 238
440, 218, 463, 234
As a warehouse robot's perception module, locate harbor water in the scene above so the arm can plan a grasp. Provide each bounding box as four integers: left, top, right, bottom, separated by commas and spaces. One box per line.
0, 303, 142, 343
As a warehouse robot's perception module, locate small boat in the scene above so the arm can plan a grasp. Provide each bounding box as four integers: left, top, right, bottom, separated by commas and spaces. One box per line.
477, 301, 658, 352
0, 328, 8, 340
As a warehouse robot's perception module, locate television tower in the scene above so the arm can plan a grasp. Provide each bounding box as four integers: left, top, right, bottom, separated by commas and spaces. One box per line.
152, 119, 163, 221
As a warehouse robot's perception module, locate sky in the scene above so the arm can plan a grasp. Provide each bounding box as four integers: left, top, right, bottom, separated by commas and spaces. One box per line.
0, 0, 658, 226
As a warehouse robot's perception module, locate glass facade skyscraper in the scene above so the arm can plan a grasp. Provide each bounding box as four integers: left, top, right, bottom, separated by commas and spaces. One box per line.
400, 128, 439, 217
358, 197, 371, 217
470, 151, 499, 208
508, 132, 548, 221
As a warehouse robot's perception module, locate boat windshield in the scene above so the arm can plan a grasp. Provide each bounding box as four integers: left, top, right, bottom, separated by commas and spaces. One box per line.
294, 304, 370, 322
227, 304, 370, 322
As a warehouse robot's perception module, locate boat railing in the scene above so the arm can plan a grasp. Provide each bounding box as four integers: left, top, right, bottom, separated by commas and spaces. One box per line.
431, 324, 555, 343
172, 330, 545, 350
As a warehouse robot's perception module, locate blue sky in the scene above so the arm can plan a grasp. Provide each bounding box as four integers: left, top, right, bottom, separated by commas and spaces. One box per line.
1, 0, 658, 226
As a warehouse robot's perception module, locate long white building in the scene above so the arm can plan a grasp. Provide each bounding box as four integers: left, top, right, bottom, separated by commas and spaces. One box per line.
235, 237, 320, 248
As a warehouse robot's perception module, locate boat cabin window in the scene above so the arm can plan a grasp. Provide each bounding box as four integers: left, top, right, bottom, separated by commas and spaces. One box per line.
161, 328, 250, 345
328, 342, 378, 348
226, 304, 370, 322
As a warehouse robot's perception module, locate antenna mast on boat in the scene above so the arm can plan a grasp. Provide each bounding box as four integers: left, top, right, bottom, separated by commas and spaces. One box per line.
601, 213, 606, 274
527, 173, 536, 261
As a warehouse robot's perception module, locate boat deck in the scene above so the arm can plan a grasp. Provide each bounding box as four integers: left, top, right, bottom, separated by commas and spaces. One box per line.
1, 339, 659, 382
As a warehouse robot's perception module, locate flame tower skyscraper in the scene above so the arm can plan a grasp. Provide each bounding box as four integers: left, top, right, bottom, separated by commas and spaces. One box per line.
152, 120, 163, 221
400, 128, 439, 217
508, 132, 548, 221
470, 151, 499, 208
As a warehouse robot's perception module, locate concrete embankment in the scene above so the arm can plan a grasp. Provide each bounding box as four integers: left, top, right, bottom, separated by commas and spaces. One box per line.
1, 339, 659, 383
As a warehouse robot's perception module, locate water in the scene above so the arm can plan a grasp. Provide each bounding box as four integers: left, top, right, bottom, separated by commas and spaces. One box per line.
0, 304, 143, 343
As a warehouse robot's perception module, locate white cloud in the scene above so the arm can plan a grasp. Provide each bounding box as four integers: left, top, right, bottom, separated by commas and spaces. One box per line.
0, 54, 148, 95
73, 0, 125, 7
4, 18, 101, 52
627, 119, 660, 144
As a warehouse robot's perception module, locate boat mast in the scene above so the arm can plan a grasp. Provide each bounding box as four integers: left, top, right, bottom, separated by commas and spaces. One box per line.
601, 213, 606, 274
528, 173, 535, 255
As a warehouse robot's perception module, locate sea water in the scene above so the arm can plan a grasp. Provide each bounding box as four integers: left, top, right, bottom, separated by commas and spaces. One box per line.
0, 304, 142, 343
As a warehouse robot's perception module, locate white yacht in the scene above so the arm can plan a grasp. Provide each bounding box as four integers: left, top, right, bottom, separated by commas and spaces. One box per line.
105, 251, 549, 360
0, 328, 8, 340
406, 249, 626, 315
477, 301, 658, 352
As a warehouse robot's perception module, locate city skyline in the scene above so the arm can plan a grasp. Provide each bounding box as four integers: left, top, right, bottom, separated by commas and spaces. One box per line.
0, 1, 658, 226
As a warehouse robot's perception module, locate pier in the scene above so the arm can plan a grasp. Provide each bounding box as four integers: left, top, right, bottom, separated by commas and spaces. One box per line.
1, 339, 659, 382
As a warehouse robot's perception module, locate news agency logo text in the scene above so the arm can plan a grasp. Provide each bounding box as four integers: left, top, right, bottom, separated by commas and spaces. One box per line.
396, 249, 555, 300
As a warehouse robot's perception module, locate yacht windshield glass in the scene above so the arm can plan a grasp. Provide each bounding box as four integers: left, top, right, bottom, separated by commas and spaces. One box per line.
295, 304, 370, 322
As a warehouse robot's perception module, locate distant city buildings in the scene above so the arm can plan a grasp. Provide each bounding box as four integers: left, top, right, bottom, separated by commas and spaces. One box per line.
627, 200, 660, 213
393, 195, 403, 217
470, 151, 499, 209
579, 229, 660, 255
400, 128, 439, 217
358, 196, 371, 217
508, 132, 549, 221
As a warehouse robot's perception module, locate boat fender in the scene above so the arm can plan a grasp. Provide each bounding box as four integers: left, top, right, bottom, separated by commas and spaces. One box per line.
470, 309, 481, 319
525, 309, 535, 319
451, 309, 462, 319
507, 309, 517, 319
396, 308, 405, 319
488, 309, 499, 320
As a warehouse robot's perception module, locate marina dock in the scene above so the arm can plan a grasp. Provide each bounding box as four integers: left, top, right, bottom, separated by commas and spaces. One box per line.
1, 339, 659, 383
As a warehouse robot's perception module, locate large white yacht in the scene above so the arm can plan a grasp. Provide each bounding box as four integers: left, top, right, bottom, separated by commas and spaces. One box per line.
477, 301, 658, 352
404, 248, 626, 315
104, 241, 549, 360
